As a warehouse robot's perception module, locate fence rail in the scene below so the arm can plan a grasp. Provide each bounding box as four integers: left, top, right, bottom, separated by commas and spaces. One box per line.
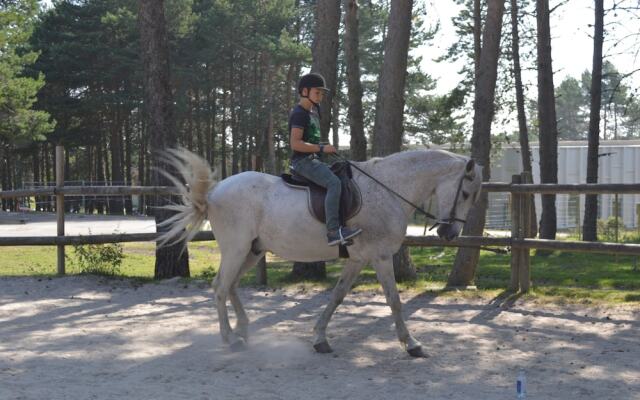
3, 183, 640, 199
0, 186, 176, 198
1, 146, 639, 291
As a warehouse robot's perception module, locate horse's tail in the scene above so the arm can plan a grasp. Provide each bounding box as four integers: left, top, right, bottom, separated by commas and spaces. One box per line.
155, 148, 219, 249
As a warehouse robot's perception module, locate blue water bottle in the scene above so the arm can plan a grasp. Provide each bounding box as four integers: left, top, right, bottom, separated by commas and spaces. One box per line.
516, 369, 527, 399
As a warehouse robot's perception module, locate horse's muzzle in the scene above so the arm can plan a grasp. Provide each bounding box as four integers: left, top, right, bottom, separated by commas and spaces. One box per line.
436, 223, 459, 241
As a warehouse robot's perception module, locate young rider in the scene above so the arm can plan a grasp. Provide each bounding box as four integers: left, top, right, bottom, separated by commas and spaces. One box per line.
288, 73, 362, 246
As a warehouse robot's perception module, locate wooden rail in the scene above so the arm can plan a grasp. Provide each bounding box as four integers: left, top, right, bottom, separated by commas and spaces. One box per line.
1, 146, 639, 291
0, 186, 176, 198
5, 232, 638, 255
3, 183, 640, 198
483, 182, 640, 194
0, 231, 215, 246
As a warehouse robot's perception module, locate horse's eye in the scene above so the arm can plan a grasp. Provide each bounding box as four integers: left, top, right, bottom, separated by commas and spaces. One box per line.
462, 191, 469, 200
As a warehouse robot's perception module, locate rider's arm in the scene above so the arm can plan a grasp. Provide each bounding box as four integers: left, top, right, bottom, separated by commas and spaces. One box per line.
290, 127, 323, 153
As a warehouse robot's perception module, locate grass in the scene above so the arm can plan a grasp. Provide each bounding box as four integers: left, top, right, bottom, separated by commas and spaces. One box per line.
1, 241, 640, 304
0, 241, 221, 279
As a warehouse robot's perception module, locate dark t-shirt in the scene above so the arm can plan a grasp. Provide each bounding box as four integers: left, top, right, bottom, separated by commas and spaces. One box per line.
289, 104, 321, 162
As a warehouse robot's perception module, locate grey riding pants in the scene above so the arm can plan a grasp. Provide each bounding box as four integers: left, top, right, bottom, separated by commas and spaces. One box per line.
292, 156, 341, 232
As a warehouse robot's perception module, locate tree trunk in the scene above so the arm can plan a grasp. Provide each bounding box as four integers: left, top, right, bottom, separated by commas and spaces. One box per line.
583, 0, 604, 242
311, 0, 341, 142
536, 0, 558, 243
64, 149, 71, 212
290, 261, 327, 281
96, 134, 105, 214
110, 106, 124, 215
231, 62, 240, 175
447, 0, 505, 287
0, 147, 7, 211
295, 0, 341, 280
264, 66, 277, 175
32, 145, 41, 212
124, 110, 133, 215
45, 143, 53, 212
221, 86, 228, 179
510, 0, 537, 237
138, 0, 189, 279
372, 0, 412, 157
138, 120, 146, 214
473, 0, 481, 92
332, 75, 340, 149
371, 0, 416, 281
344, 0, 367, 161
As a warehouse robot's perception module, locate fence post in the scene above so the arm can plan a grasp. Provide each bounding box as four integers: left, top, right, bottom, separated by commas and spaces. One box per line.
510, 174, 522, 292
519, 171, 532, 292
56, 145, 65, 275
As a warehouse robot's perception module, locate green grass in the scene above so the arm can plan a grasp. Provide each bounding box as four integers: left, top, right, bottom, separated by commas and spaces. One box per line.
0, 241, 221, 279
1, 241, 639, 304
410, 246, 640, 304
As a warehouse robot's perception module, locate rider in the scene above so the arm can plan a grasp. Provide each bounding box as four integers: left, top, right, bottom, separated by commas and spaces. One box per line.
289, 72, 362, 246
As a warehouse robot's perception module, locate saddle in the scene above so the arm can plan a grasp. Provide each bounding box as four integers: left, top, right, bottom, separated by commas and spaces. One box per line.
281, 161, 362, 225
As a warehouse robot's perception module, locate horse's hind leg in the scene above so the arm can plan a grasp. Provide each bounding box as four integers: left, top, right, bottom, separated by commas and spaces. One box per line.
313, 260, 365, 353
228, 250, 266, 341
373, 256, 427, 358
212, 245, 254, 351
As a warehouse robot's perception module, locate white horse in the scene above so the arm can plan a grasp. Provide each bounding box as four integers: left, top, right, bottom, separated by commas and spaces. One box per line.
158, 148, 482, 357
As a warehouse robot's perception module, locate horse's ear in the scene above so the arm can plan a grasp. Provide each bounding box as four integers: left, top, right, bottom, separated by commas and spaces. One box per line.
465, 159, 475, 175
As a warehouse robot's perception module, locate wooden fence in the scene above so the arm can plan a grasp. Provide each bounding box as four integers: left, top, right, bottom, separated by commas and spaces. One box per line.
2, 146, 640, 292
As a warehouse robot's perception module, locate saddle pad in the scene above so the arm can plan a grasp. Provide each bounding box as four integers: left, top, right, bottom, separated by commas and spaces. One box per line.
281, 173, 362, 225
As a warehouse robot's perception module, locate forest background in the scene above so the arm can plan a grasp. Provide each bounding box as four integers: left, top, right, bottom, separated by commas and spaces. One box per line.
2, 0, 640, 281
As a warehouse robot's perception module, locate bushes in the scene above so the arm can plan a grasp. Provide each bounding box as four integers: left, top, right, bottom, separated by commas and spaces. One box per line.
597, 216, 622, 242
596, 216, 640, 243
69, 243, 124, 276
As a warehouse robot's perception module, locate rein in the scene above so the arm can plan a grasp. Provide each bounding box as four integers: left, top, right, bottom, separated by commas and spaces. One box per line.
330, 153, 468, 231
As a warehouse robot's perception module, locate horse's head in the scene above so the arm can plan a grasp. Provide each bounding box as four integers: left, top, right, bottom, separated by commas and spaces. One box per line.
433, 158, 483, 241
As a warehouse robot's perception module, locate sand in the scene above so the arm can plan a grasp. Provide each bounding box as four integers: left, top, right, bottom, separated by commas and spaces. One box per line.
0, 276, 638, 400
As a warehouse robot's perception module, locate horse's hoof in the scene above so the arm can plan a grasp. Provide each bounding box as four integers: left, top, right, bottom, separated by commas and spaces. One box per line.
407, 346, 428, 358
230, 338, 247, 352
313, 341, 333, 354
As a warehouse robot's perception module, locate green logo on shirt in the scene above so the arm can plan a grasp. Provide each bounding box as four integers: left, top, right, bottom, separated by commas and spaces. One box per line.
307, 112, 321, 144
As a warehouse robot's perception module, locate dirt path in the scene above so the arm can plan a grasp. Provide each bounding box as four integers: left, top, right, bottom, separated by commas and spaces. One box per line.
0, 276, 638, 399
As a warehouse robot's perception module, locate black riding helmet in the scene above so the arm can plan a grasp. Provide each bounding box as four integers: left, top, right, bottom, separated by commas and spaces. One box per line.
297, 73, 330, 95
298, 73, 329, 113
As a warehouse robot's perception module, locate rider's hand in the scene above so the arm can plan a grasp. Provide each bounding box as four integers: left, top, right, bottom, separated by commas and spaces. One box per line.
323, 144, 337, 154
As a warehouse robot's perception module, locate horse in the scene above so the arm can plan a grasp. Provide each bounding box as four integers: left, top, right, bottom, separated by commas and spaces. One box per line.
157, 148, 483, 357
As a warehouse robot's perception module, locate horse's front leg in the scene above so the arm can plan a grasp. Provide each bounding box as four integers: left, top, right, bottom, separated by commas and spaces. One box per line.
373, 256, 427, 358
313, 260, 365, 353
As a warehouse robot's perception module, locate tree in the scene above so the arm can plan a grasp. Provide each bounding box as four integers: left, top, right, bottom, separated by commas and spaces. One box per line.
371, 0, 415, 281
556, 77, 588, 139
447, 0, 505, 287
344, 0, 366, 161
536, 0, 558, 243
0, 0, 54, 207
312, 0, 341, 141
582, 0, 604, 242
291, 0, 341, 281
372, 0, 413, 157
138, 0, 189, 279
509, 0, 537, 237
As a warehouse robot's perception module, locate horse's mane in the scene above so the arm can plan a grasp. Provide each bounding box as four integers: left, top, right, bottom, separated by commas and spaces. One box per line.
364, 149, 469, 168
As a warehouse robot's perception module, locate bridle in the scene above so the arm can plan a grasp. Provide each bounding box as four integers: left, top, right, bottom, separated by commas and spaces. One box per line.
430, 172, 473, 230
330, 153, 473, 231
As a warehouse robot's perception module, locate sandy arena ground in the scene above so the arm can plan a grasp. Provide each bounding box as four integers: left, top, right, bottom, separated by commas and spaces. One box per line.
0, 276, 638, 400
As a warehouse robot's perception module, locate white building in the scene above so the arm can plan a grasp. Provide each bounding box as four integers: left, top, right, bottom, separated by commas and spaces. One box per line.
490, 140, 640, 229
